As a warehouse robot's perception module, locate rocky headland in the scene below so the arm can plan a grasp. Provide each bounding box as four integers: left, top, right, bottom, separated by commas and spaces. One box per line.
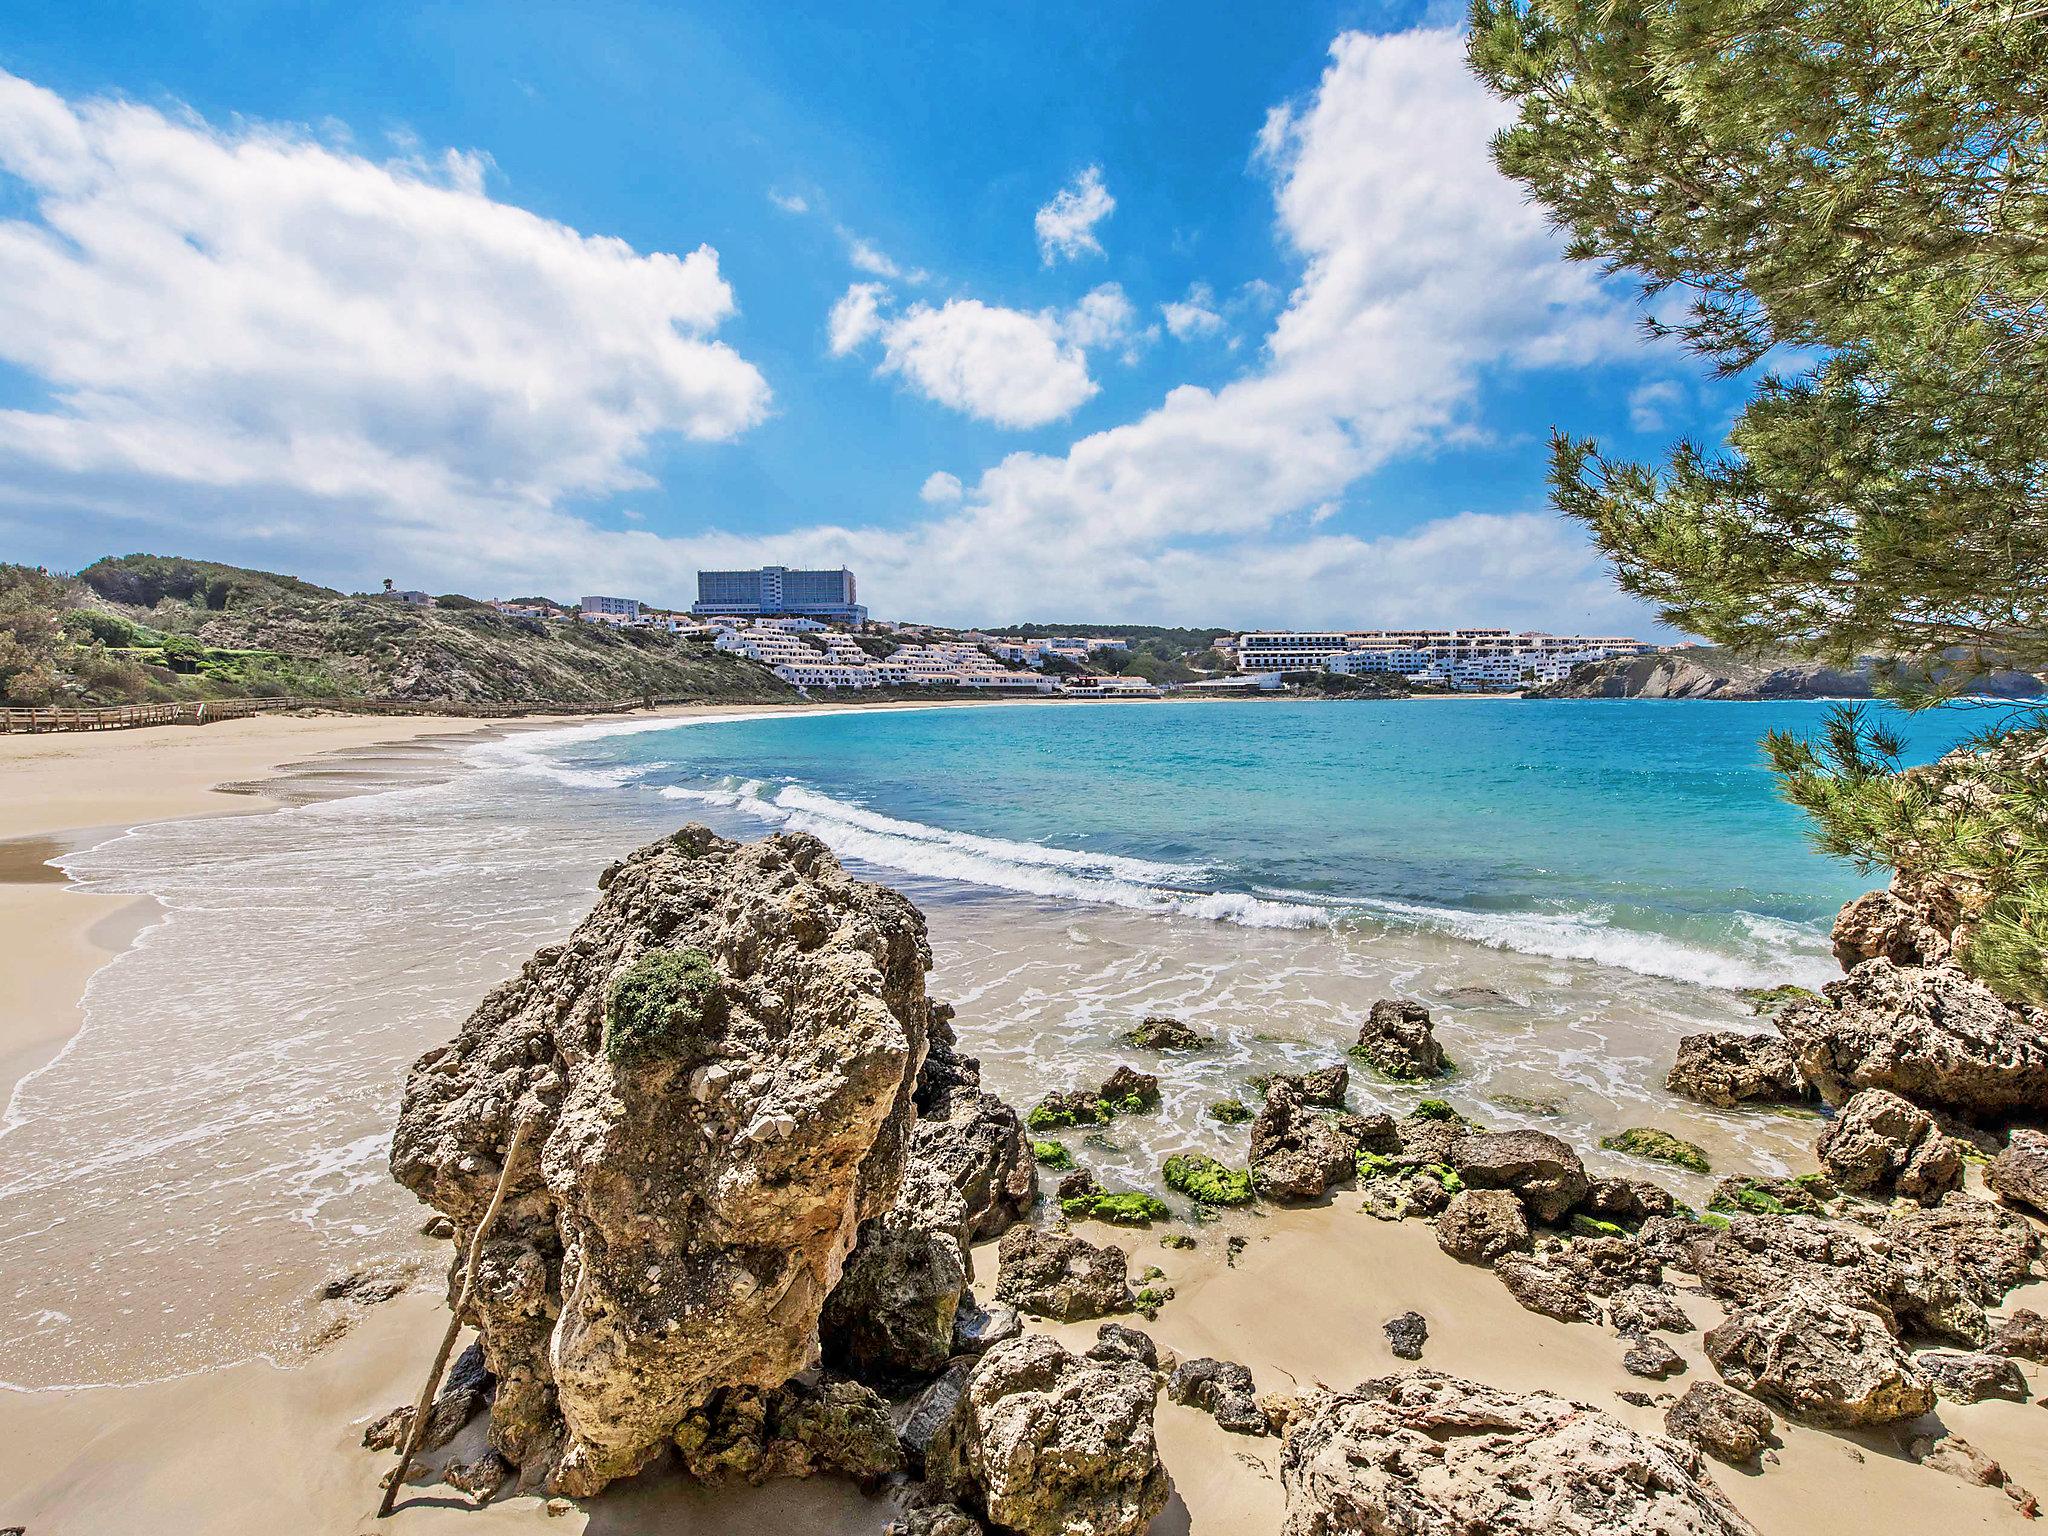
1531, 644, 2048, 700
372, 823, 2048, 1532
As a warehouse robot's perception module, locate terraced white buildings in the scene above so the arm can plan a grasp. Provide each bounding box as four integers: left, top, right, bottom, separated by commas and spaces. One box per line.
1234, 628, 1650, 690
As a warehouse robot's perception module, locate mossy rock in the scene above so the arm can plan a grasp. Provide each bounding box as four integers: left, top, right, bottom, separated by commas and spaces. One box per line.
605, 948, 721, 1064
1061, 1190, 1171, 1226
1207, 1098, 1254, 1125
1600, 1127, 1712, 1174
1571, 1213, 1628, 1238
1355, 1150, 1395, 1180
1031, 1140, 1075, 1170
1026, 1090, 1110, 1131
1421, 1162, 1464, 1193
1741, 984, 1820, 1017
1491, 1092, 1565, 1118
1163, 1153, 1255, 1207
1159, 1233, 1196, 1250
1134, 1284, 1174, 1319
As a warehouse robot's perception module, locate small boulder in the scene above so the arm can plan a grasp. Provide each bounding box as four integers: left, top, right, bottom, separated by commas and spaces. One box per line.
1351, 999, 1449, 1081
1815, 1088, 1963, 1203
1622, 1335, 1686, 1380
1581, 1177, 1677, 1227
670, 1376, 902, 1489
1831, 887, 1950, 969
1493, 1255, 1602, 1325
1122, 1015, 1213, 1052
1435, 1189, 1531, 1265
822, 1162, 972, 1385
1989, 1127, 2048, 1218
1087, 1323, 1159, 1370
1027, 1089, 1109, 1131
952, 1298, 1022, 1356
1272, 1062, 1350, 1109
1600, 1127, 1711, 1175
1913, 1349, 2030, 1403
1448, 1129, 1589, 1223
1382, 1311, 1428, 1361
1666, 1031, 1809, 1108
1251, 1080, 1367, 1201
1881, 1192, 2039, 1309
994, 1226, 1134, 1322
443, 1453, 512, 1505
925, 1334, 1169, 1536
1703, 1290, 1934, 1427
1991, 1308, 2048, 1361
1609, 1285, 1693, 1336
1663, 1382, 1774, 1465
1166, 1357, 1266, 1436
1099, 1065, 1160, 1113
1279, 1372, 1756, 1536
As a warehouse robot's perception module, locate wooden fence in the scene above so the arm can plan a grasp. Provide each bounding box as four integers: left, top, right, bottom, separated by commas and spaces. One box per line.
0, 693, 678, 734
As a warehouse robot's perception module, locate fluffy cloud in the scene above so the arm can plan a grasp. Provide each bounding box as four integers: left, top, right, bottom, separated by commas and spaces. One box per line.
1059, 284, 1138, 349
1161, 282, 1225, 340
828, 282, 889, 355
919, 471, 964, 504
1035, 165, 1115, 264
0, 70, 769, 557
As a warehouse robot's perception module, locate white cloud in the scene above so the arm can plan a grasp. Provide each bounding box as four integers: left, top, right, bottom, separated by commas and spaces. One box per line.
768, 188, 809, 214
0, 70, 769, 557
1628, 379, 1685, 432
844, 235, 902, 279
828, 282, 889, 355
1035, 165, 1115, 264
871, 297, 1097, 429
1060, 283, 1137, 349
920, 471, 964, 504
1161, 282, 1225, 340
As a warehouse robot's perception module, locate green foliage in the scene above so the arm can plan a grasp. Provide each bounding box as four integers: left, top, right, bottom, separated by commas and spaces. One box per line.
1207, 1098, 1253, 1125
1060, 1190, 1171, 1225
80, 554, 334, 610
1600, 1127, 1712, 1173
1162, 1153, 1255, 1206
1031, 1140, 1075, 1170
604, 948, 721, 1064
0, 565, 69, 704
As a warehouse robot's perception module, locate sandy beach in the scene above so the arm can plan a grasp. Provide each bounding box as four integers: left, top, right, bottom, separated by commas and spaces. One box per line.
2, 710, 2044, 1534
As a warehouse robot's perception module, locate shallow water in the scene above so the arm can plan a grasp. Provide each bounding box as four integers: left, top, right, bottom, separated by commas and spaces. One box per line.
0, 699, 1979, 1387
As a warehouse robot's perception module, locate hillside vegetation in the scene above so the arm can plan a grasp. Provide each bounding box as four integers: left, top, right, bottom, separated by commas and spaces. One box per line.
0, 555, 796, 708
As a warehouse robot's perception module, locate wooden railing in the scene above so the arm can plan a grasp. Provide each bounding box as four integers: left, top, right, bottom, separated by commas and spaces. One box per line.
0, 693, 687, 734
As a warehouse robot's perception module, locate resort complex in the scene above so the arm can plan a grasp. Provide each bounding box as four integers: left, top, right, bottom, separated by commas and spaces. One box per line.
1230, 629, 1651, 690
690, 565, 869, 625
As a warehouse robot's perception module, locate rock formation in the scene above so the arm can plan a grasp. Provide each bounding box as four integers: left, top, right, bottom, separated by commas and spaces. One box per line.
1665, 1031, 1809, 1108
1815, 1088, 1963, 1202
1912, 1349, 2030, 1403
1447, 1128, 1590, 1223
994, 1225, 1135, 1321
389, 826, 937, 1496
1435, 1189, 1531, 1264
1166, 1357, 1266, 1435
1249, 1079, 1382, 1200
1990, 1127, 2048, 1217
1703, 1291, 1934, 1427
1663, 1383, 1774, 1465
1122, 1015, 1213, 1051
1351, 998, 1449, 1080
1279, 1371, 1757, 1536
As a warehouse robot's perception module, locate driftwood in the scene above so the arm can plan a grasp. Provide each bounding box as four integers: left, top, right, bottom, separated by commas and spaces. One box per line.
376, 1116, 533, 1518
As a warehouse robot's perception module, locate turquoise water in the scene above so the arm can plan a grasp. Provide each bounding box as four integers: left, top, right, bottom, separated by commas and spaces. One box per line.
538, 698, 1985, 991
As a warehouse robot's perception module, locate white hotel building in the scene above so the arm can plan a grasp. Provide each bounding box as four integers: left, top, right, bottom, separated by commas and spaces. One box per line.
1235, 629, 1650, 690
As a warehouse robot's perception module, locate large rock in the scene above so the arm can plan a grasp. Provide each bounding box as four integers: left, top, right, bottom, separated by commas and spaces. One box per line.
1881, 1193, 2038, 1310
910, 1087, 1038, 1242
1448, 1129, 1589, 1223
389, 827, 934, 1495
1831, 887, 1952, 969
821, 1161, 971, 1386
1279, 1371, 1756, 1536
1990, 1127, 2048, 1218
1913, 1349, 2030, 1404
1435, 1189, 1531, 1264
1663, 1383, 1773, 1465
1166, 1357, 1266, 1435
1703, 1290, 1935, 1427
1352, 999, 1449, 1080
925, 1334, 1170, 1536
1774, 959, 2048, 1120
1992, 1309, 2048, 1361
671, 1376, 901, 1488
1251, 1080, 1369, 1201
994, 1225, 1134, 1322
1816, 1088, 1963, 1202
1665, 1031, 1808, 1108
1494, 1255, 1602, 1325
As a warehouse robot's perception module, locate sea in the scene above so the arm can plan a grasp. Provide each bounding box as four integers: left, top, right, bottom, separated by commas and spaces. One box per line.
0, 697, 2003, 1388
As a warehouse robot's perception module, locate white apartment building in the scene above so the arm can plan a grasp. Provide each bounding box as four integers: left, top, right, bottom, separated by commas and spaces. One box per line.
580, 594, 642, 624
1236, 629, 1649, 690
716, 628, 1049, 692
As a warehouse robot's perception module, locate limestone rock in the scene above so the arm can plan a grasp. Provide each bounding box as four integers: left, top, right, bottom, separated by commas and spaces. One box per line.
1908, 1433, 2039, 1513
1991, 1308, 2048, 1361
1703, 1290, 1934, 1427
994, 1226, 1134, 1322
1566, 1233, 1663, 1297
389, 828, 933, 1494
1352, 999, 1449, 1080
1990, 1127, 2048, 1218
1815, 1088, 1963, 1202
951, 1298, 1022, 1356
821, 1161, 971, 1386
1123, 1016, 1213, 1052
911, 1086, 1037, 1242
1663, 1383, 1773, 1465
1581, 1177, 1677, 1227
1279, 1371, 1756, 1536
671, 1376, 901, 1489
1435, 1189, 1531, 1264
1494, 1255, 1603, 1325
1622, 1335, 1686, 1380
1881, 1193, 2038, 1310
443, 1453, 512, 1504
1272, 1062, 1351, 1109
1609, 1285, 1693, 1337
1251, 1080, 1369, 1201
1913, 1349, 2030, 1403
1099, 1065, 1160, 1111
888, 1501, 987, 1536
925, 1334, 1170, 1536
1087, 1322, 1158, 1370
1383, 1311, 1428, 1361
1168, 1356, 1266, 1435
1774, 960, 2048, 1120
900, 1359, 976, 1472
1448, 1129, 1590, 1223
1831, 888, 1951, 969
1665, 1032, 1809, 1108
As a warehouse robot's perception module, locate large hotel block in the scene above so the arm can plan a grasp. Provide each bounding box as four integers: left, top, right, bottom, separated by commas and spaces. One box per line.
691, 565, 867, 624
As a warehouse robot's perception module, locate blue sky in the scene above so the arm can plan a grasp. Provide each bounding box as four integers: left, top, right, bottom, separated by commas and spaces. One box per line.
0, 1, 1739, 630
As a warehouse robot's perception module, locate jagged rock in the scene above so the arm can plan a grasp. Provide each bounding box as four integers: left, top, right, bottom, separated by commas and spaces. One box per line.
363, 1340, 495, 1454
916, 1000, 979, 1109
389, 828, 933, 1495
911, 1086, 1037, 1242
1279, 1371, 1756, 1536
1774, 959, 2048, 1120
1494, 1255, 1602, 1324
1390, 1113, 1460, 1168
1099, 1065, 1160, 1111
822, 1161, 971, 1385
1383, 1311, 1428, 1361
1908, 1433, 2039, 1514
1666, 1031, 1810, 1108
1435, 1189, 1531, 1264
1913, 1349, 2030, 1403
1166, 1357, 1266, 1436
1352, 999, 1449, 1080
1882, 1193, 2038, 1309
994, 1226, 1134, 1321
1815, 1088, 1963, 1202
1448, 1129, 1589, 1223
926, 1334, 1170, 1536
443, 1452, 512, 1504
1609, 1285, 1693, 1336
1831, 887, 1951, 969
1703, 1290, 1934, 1427
1567, 1234, 1663, 1296
1123, 1016, 1213, 1052
1029, 1088, 1110, 1129
951, 1299, 1022, 1356
888, 1501, 986, 1536
900, 1359, 976, 1472
1087, 1323, 1158, 1370
1706, 1174, 1832, 1218
1622, 1335, 1686, 1380
671, 1376, 901, 1488
1250, 1080, 1372, 1200
1990, 1127, 2048, 1217
1663, 1383, 1773, 1465
1581, 1177, 1677, 1227
1991, 1308, 2048, 1361
1272, 1063, 1351, 1109
1637, 1214, 1716, 1269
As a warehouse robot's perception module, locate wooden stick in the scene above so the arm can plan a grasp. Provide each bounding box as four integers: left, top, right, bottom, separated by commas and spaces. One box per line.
376, 1116, 533, 1519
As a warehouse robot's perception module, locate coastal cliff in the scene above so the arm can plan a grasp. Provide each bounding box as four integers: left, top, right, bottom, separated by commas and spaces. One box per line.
1533, 645, 2047, 700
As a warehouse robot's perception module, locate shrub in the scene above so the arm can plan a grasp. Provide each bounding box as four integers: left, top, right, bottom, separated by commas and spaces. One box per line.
604, 948, 721, 1064
1162, 1153, 1254, 1206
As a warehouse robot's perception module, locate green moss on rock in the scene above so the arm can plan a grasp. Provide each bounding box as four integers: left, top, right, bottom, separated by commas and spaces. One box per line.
1600, 1127, 1712, 1174
1031, 1140, 1074, 1170
1208, 1098, 1254, 1125
1163, 1153, 1255, 1207
1061, 1190, 1172, 1226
